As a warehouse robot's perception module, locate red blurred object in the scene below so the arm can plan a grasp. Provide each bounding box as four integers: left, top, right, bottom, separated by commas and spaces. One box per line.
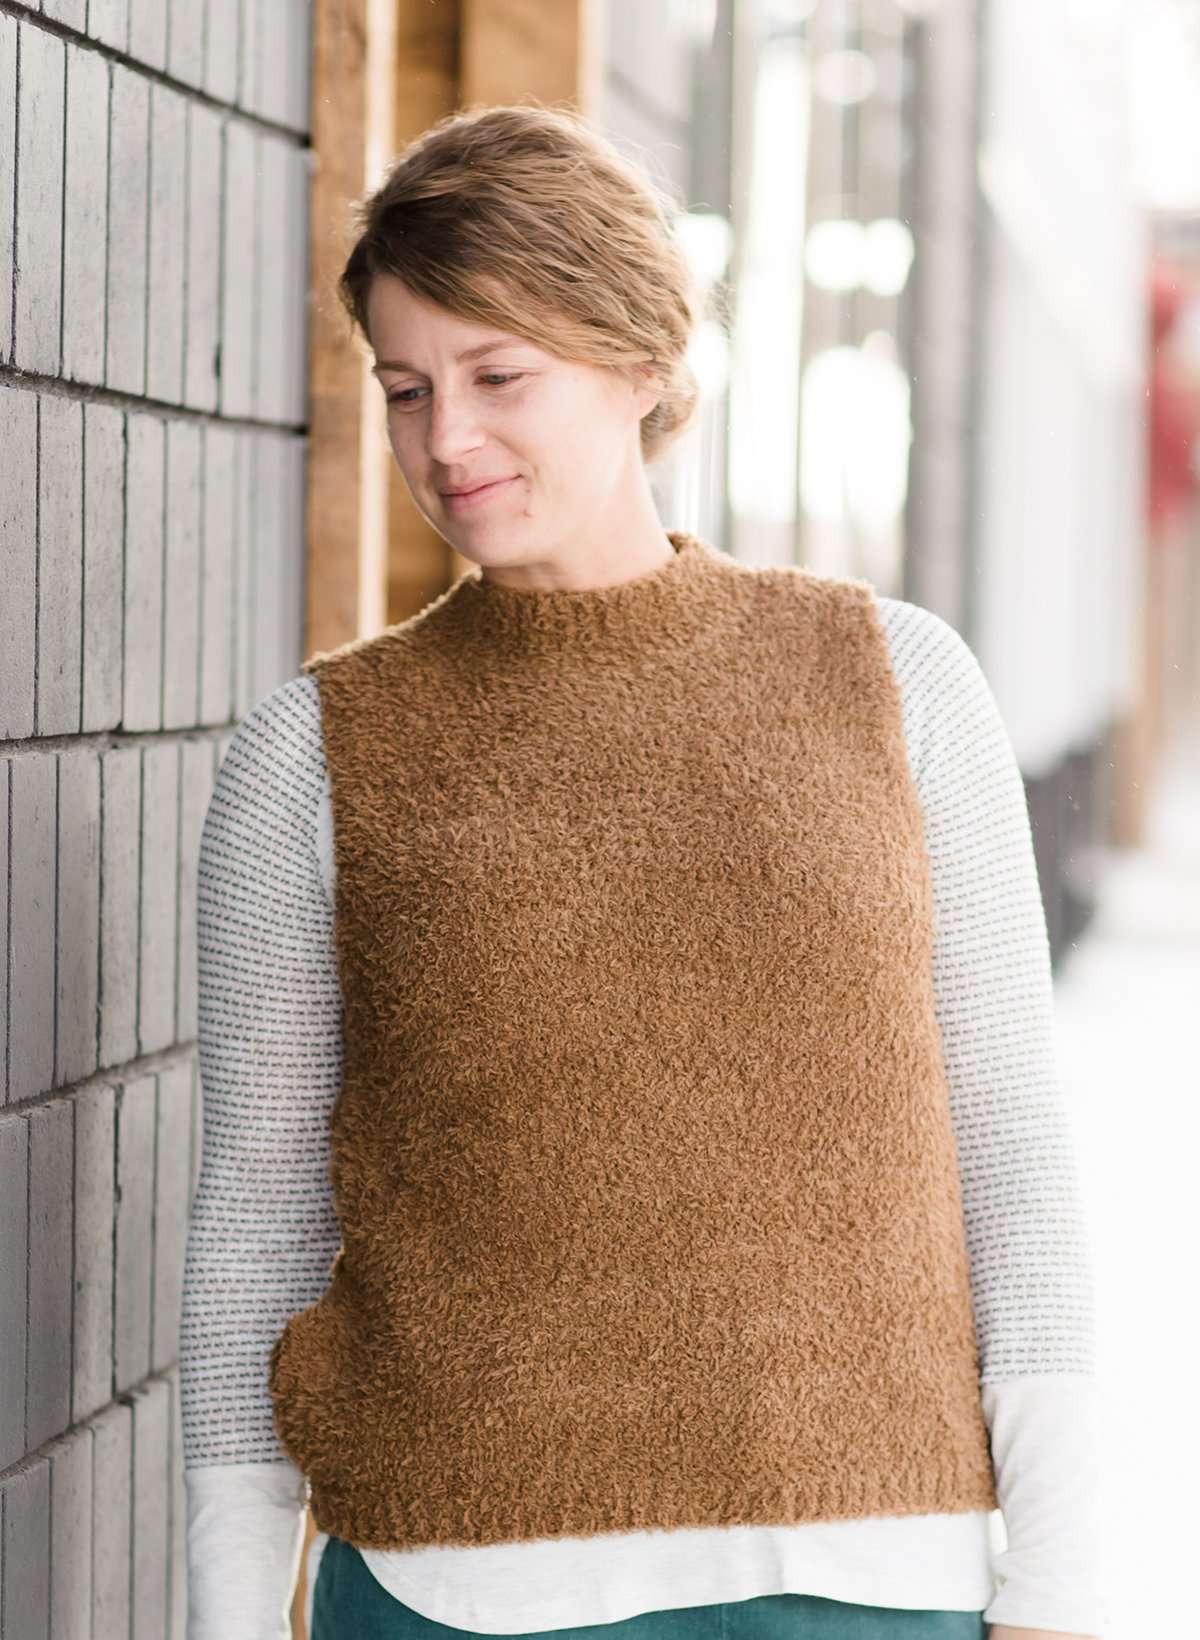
1147, 256, 1200, 540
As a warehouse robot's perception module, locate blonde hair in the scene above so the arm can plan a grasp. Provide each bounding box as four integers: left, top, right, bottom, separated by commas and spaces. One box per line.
338, 100, 704, 465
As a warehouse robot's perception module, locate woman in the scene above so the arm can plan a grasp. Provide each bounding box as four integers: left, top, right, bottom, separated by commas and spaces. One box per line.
179, 104, 1106, 1640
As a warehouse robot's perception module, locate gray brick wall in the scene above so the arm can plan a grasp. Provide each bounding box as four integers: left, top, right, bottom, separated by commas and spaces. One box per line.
0, 4, 312, 1635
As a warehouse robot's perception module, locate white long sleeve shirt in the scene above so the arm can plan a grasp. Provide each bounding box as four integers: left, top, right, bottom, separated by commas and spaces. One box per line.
179, 593, 1109, 1640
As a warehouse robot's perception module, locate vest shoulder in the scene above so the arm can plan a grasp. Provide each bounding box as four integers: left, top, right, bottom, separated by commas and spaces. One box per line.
763, 576, 964, 658
743, 560, 872, 592
744, 560, 878, 611
738, 563, 886, 644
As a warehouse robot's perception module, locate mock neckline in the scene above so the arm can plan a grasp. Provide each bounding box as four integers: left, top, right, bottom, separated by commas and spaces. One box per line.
438, 529, 722, 662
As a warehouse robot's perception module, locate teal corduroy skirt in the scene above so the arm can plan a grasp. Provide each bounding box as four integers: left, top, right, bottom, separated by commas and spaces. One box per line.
308, 1535, 987, 1640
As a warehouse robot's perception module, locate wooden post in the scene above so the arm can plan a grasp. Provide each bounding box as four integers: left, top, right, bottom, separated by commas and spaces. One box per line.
385, 0, 464, 623
460, 0, 605, 118
304, 0, 394, 658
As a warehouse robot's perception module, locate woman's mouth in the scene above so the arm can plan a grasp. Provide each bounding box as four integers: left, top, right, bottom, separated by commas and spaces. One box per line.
441, 476, 518, 513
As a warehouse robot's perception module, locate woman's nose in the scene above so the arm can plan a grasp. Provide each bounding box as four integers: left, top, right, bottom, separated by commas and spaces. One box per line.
425, 394, 486, 464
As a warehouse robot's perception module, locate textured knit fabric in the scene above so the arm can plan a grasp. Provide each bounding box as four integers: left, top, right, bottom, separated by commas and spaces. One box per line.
308, 1535, 987, 1640
180, 566, 1107, 1639
265, 532, 998, 1547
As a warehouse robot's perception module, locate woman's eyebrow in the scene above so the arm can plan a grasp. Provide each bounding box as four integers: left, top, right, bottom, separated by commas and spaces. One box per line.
371, 337, 530, 374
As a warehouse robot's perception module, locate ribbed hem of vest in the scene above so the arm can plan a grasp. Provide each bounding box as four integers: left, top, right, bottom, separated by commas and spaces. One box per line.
302, 1458, 1000, 1552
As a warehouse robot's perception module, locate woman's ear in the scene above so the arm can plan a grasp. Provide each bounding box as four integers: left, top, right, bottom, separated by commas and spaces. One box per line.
630, 360, 664, 420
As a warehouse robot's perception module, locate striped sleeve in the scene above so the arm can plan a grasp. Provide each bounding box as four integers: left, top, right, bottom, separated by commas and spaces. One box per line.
179, 673, 343, 1639
876, 596, 1108, 1636
180, 671, 343, 1470
875, 594, 1098, 1381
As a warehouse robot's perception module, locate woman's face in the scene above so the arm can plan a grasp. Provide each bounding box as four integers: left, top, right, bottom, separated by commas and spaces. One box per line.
365, 274, 660, 569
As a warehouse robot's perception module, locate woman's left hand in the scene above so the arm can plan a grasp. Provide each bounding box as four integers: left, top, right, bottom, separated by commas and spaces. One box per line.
988, 1628, 1101, 1639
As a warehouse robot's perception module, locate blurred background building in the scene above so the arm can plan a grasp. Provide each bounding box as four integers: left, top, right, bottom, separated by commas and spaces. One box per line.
599, 0, 1200, 970
1, 2, 1197, 1638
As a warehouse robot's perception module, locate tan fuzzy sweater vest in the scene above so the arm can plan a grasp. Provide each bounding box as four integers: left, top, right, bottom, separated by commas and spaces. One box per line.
267, 530, 999, 1549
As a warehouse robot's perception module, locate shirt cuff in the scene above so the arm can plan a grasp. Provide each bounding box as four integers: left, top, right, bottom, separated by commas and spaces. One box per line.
184, 1460, 309, 1640
981, 1374, 1111, 1635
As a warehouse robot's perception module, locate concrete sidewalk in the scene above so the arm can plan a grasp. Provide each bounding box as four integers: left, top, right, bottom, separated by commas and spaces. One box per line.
1052, 716, 1200, 1639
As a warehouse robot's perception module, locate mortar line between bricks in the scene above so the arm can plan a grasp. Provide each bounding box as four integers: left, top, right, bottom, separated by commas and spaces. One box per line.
69, 951, 79, 1414
4, 769, 12, 1102
171, 744, 183, 1048
51, 756, 60, 1093
79, 405, 88, 734
46, 1347, 55, 1640
56, 31, 67, 378
0, 362, 308, 435
133, 748, 144, 1060
140, 68, 152, 402
165, 1364, 177, 1637
194, 419, 207, 730
124, 1180, 136, 1636
148, 1073, 160, 1381
158, 421, 168, 731
32, 394, 41, 737
214, 105, 229, 430
248, 111, 262, 425
24, 1067, 30, 1452
96, 742, 107, 1086
89, 1441, 97, 1640
227, 437, 241, 719
0, 1041, 197, 1121
0, 726, 232, 758
7, 17, 18, 365
119, 407, 128, 749
180, 94, 192, 441
101, 51, 112, 390
109, 1081, 121, 1407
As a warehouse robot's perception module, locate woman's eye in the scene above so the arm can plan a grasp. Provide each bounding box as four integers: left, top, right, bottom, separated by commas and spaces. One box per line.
385, 373, 523, 406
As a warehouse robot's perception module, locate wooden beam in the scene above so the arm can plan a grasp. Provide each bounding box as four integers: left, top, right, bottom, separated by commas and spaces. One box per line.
386, 0, 463, 625
460, 0, 605, 116
305, 0, 392, 658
